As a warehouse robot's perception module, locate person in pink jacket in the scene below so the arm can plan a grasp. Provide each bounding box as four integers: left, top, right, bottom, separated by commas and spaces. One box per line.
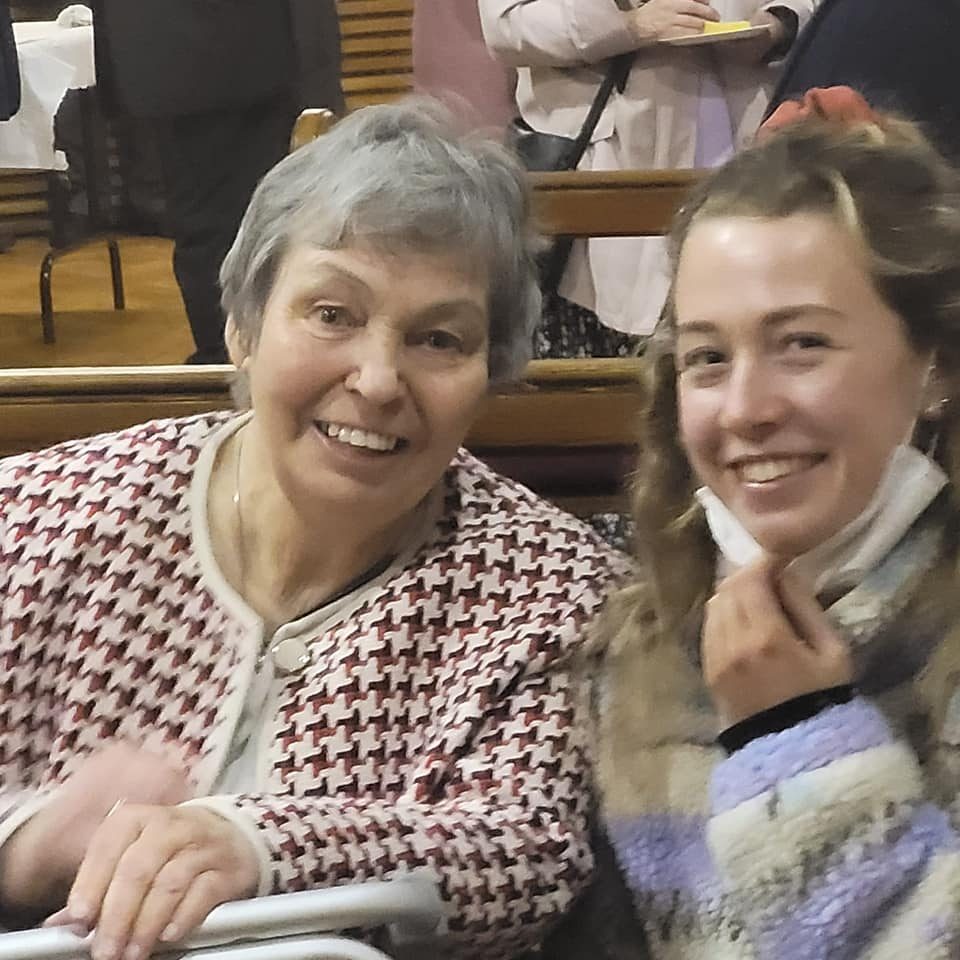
412, 0, 515, 131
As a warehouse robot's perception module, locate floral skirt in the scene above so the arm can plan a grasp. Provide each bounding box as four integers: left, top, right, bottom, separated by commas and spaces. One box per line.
535, 292, 641, 359
534, 294, 638, 551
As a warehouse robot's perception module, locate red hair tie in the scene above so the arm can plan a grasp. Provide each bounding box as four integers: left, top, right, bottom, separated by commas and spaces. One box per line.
758, 86, 880, 140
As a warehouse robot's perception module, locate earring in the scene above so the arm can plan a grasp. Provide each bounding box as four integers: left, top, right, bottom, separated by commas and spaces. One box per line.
918, 397, 951, 459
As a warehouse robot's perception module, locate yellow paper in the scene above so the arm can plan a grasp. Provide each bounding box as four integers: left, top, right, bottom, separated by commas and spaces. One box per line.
703, 20, 751, 33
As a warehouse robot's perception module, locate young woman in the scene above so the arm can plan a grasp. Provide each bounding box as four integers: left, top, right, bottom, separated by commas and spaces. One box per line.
595, 99, 960, 957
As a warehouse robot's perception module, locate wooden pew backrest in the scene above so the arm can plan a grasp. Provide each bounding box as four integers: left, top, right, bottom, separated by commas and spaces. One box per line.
531, 169, 700, 237
0, 359, 643, 515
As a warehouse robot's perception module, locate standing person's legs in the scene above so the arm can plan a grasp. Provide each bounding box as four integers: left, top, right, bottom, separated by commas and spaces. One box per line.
154, 94, 298, 363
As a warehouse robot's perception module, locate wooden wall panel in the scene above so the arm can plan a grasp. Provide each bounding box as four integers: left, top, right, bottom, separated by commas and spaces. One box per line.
337, 0, 415, 112
0, 171, 50, 238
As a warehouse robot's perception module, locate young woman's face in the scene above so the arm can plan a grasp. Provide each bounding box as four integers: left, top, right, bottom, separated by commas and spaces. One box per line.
674, 212, 930, 559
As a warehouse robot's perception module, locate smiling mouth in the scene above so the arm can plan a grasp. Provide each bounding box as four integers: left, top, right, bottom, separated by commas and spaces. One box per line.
733, 455, 824, 484
316, 420, 407, 453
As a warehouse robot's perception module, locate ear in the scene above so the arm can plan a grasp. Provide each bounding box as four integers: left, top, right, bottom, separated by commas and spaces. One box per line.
225, 315, 251, 371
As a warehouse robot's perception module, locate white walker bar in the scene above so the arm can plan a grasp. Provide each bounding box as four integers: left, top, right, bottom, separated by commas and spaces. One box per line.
0, 876, 445, 960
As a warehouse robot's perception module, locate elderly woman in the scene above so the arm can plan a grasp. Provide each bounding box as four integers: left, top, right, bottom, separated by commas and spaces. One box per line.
593, 97, 960, 957
0, 103, 628, 960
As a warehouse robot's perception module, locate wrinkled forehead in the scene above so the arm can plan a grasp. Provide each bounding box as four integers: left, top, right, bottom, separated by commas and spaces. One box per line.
281, 213, 492, 287
275, 237, 490, 296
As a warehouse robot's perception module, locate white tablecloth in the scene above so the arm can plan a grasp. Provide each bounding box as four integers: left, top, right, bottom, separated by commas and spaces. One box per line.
0, 21, 96, 170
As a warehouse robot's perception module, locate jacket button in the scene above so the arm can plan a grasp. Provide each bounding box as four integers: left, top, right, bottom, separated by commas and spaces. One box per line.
271, 637, 311, 675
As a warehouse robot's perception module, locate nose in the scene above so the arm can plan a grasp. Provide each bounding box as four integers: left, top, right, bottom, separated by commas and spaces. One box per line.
344, 334, 404, 406
718, 356, 787, 436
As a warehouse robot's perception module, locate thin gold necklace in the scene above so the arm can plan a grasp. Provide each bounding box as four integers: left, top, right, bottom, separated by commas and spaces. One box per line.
232, 426, 248, 597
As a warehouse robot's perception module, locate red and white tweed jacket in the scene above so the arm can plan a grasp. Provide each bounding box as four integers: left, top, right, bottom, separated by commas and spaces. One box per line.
0, 413, 629, 958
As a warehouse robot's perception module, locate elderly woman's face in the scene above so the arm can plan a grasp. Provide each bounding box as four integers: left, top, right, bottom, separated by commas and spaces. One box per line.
673, 212, 930, 559
233, 243, 490, 521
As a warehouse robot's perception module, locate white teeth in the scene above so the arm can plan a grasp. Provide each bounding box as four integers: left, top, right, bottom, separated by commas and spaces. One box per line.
319, 421, 399, 452
738, 457, 812, 483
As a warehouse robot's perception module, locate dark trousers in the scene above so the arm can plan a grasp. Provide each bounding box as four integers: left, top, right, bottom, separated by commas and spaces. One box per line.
153, 94, 298, 362
0, 0, 19, 122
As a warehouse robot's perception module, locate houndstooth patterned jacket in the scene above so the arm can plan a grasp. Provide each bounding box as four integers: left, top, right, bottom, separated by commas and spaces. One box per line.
0, 413, 629, 958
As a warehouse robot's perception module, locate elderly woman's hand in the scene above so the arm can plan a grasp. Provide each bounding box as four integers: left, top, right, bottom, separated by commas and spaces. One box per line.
627, 0, 720, 46
0, 743, 191, 922
58, 804, 259, 960
702, 558, 854, 727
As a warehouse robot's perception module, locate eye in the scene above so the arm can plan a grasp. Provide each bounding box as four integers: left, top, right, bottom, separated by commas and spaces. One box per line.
420, 329, 464, 352
783, 332, 830, 351
679, 346, 727, 371
304, 303, 360, 337
312, 305, 351, 326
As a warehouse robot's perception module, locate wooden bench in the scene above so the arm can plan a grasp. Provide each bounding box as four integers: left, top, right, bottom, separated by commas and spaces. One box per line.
0, 359, 643, 514
0, 166, 702, 507
531, 168, 698, 238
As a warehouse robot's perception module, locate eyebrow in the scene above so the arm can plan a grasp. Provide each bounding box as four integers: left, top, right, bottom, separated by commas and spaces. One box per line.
416, 300, 488, 325
675, 304, 846, 336
298, 262, 370, 291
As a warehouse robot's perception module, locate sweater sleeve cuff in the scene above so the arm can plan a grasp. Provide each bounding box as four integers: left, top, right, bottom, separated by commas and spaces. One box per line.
0, 791, 55, 853
711, 696, 894, 814
718, 684, 856, 755
181, 797, 274, 897
567, 0, 639, 62
763, 5, 799, 60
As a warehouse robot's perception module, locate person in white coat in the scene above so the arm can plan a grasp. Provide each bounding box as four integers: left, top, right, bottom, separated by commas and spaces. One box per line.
480, 0, 818, 340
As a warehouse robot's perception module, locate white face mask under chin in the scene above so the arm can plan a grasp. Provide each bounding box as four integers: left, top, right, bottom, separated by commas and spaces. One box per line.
696, 443, 948, 595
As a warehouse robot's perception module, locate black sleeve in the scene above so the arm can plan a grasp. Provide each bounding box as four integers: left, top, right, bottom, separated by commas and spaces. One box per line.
718, 684, 856, 754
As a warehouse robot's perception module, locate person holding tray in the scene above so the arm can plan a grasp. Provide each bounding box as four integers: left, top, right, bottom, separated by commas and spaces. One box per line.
480, 0, 817, 350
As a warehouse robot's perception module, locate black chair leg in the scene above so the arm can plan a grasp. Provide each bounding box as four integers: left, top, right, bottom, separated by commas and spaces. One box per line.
39, 248, 57, 344
107, 239, 125, 309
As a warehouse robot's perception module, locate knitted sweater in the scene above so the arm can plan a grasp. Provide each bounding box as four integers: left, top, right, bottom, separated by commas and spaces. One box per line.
0, 413, 629, 958
596, 514, 960, 959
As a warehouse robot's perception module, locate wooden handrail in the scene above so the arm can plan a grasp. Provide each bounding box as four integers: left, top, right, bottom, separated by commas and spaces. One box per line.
0, 362, 644, 511
0, 359, 643, 397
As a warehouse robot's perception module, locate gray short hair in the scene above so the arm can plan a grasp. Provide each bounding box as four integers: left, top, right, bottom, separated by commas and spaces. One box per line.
220, 99, 542, 383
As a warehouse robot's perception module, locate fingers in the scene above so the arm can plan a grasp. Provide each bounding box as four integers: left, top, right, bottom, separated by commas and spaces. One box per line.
66, 808, 146, 928
702, 558, 854, 724
98, 846, 229, 959
152, 871, 232, 946
680, 0, 720, 21
776, 566, 849, 654
720, 559, 795, 637
702, 565, 797, 685
674, 13, 717, 31
83, 814, 189, 959
60, 806, 259, 960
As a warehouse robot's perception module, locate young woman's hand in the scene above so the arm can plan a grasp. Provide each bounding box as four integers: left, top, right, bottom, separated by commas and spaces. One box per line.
56, 803, 260, 960
627, 0, 720, 45
701, 558, 853, 726
0, 743, 191, 922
